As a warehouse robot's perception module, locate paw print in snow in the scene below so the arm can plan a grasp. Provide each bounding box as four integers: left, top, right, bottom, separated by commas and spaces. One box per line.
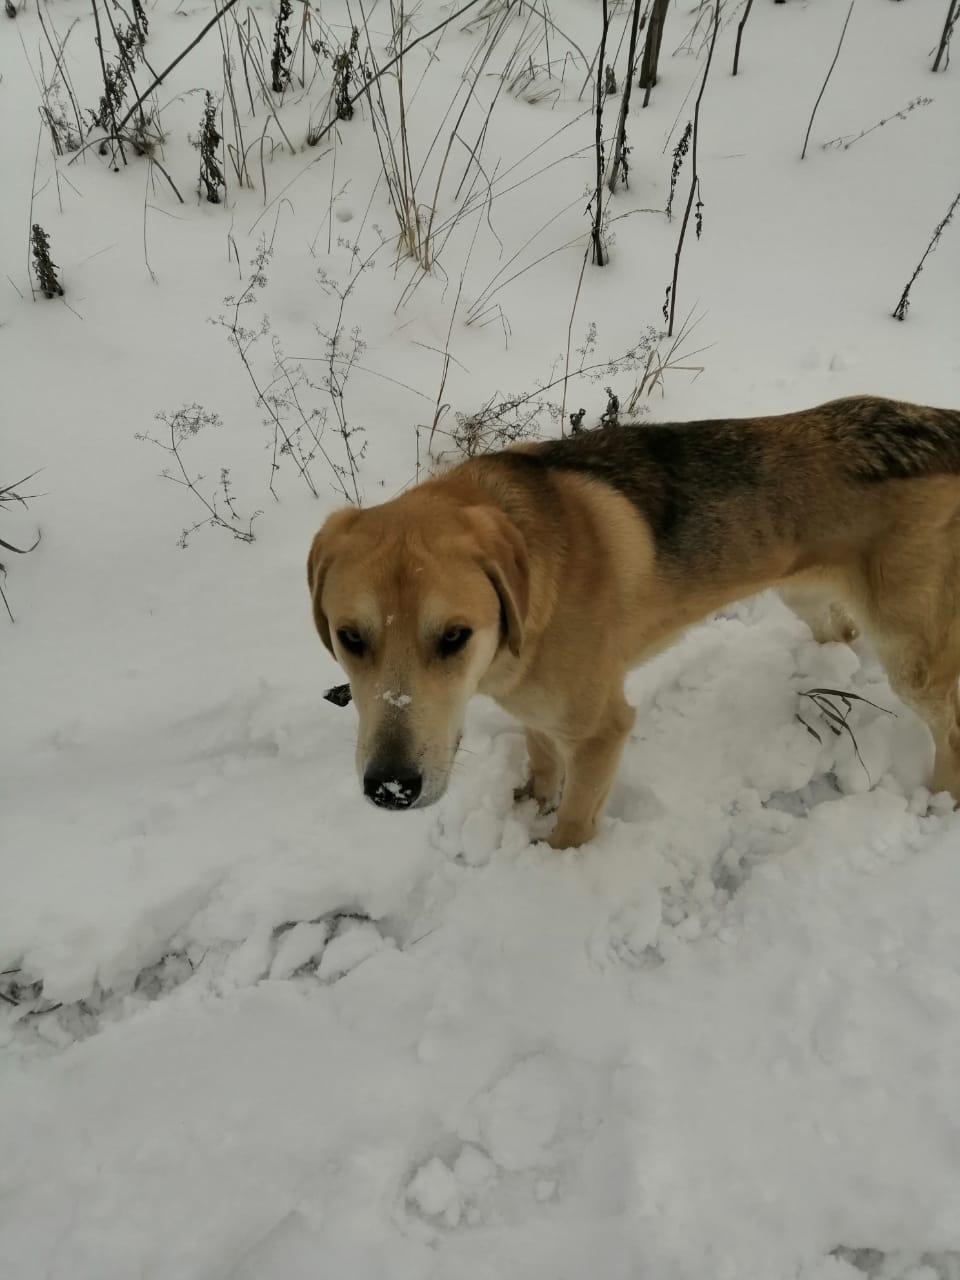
459, 1053, 580, 1173
588, 899, 663, 972
405, 1156, 463, 1227
404, 1145, 498, 1229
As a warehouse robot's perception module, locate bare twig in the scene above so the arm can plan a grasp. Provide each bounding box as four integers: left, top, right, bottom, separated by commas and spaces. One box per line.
308, 0, 486, 158
892, 188, 960, 321
91, 0, 127, 167
217, 240, 322, 499
624, 308, 710, 407
732, 0, 754, 76
426, 208, 484, 462
609, 0, 645, 191
666, 1, 719, 337
561, 246, 590, 428
36, 8, 84, 146
801, 1, 854, 160
137, 407, 259, 546
116, 0, 242, 135
933, 0, 958, 71
590, 0, 612, 265
26, 124, 41, 299
640, 0, 669, 105
821, 96, 933, 152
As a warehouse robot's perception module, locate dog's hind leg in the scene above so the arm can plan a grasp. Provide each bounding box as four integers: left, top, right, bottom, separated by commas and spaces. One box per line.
779, 582, 859, 645
875, 642, 960, 802
869, 633, 960, 803
547, 693, 635, 850
514, 729, 563, 814
860, 538, 960, 804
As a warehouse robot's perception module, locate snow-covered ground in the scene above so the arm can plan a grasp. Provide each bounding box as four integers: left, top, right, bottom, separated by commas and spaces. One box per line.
3, 0, 960, 1275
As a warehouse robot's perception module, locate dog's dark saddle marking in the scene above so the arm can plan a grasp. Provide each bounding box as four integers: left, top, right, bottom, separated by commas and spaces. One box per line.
494, 397, 960, 564
496, 418, 764, 562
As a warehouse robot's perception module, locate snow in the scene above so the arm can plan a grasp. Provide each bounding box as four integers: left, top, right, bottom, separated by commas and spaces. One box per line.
267, 918, 330, 980
383, 690, 413, 708
3, 0, 960, 1276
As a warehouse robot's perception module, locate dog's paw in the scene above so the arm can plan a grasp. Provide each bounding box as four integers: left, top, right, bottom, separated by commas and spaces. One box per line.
513, 778, 559, 815
545, 819, 596, 850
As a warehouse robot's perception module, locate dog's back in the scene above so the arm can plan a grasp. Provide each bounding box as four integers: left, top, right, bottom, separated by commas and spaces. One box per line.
483, 396, 960, 572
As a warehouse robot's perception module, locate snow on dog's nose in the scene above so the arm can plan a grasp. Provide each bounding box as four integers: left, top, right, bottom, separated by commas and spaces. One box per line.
362, 763, 423, 809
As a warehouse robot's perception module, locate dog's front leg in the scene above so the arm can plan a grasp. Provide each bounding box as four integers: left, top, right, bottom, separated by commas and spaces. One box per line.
547, 696, 635, 850
514, 728, 563, 813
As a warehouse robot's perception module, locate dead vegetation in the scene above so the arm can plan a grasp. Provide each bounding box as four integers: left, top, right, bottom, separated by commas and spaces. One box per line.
10, 0, 948, 533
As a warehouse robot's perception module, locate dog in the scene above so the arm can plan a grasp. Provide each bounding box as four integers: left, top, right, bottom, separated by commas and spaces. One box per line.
307, 395, 960, 848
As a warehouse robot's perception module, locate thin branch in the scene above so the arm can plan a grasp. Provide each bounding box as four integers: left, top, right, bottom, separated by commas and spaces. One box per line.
933, 0, 959, 71
91, 0, 127, 166
561, 245, 590, 428
732, 0, 754, 76
892, 188, 960, 321
609, 0, 645, 192
116, 0, 242, 135
640, 0, 669, 106
590, 0, 611, 265
309, 0, 486, 156
666, 1, 719, 337
801, 1, 854, 160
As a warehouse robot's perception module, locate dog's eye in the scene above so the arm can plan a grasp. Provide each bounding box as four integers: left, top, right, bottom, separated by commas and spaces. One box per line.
438, 626, 472, 658
336, 627, 366, 657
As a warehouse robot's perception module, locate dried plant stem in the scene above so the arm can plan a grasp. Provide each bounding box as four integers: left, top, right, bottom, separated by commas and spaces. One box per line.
590, 0, 611, 265
640, 0, 669, 106
797, 687, 892, 785
666, 1, 719, 337
732, 0, 754, 76
91, 0, 127, 166
164, 421, 252, 540
609, 0, 645, 192
800, 1, 854, 160
561, 245, 590, 429
310, 0, 485, 156
26, 124, 41, 298
219, 19, 250, 190
100, 0, 148, 137
933, 0, 959, 71
117, 0, 241, 135
230, 318, 319, 500
231, 19, 297, 155
892, 188, 960, 321
0, 474, 42, 624
36, 7, 84, 144
426, 208, 483, 460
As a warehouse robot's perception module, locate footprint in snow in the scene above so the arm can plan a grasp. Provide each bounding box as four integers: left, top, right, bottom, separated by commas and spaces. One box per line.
402, 1053, 603, 1235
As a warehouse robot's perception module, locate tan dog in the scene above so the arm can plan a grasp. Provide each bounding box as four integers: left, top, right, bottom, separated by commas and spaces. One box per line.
307, 396, 960, 848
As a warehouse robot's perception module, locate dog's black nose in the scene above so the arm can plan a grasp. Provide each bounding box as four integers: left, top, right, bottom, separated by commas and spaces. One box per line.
363, 765, 422, 810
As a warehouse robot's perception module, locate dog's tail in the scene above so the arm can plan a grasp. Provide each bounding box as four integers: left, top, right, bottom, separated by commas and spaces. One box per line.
829, 396, 960, 484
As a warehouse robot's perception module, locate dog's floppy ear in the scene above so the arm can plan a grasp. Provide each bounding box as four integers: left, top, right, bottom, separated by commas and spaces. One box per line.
307, 507, 360, 657
465, 506, 529, 657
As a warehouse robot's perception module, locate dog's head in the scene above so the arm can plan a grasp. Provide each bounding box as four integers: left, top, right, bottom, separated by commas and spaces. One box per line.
307, 490, 528, 810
